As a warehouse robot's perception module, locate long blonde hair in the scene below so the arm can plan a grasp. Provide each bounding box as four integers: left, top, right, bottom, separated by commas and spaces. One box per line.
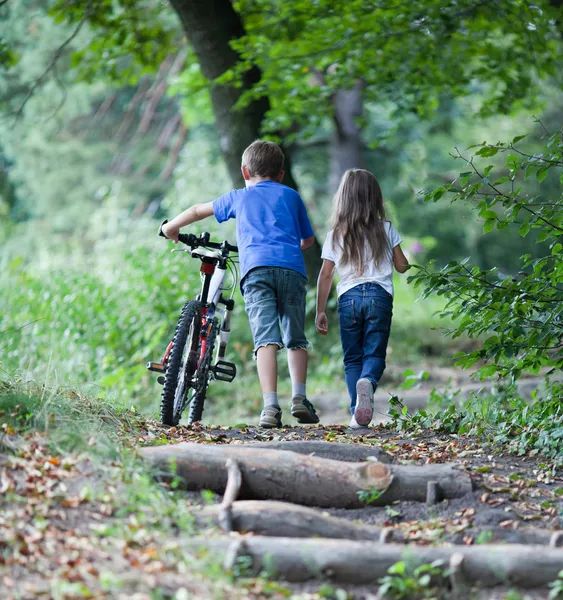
331, 169, 389, 274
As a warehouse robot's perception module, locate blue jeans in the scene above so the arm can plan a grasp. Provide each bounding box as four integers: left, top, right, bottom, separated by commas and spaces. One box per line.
242, 267, 308, 355
338, 283, 393, 414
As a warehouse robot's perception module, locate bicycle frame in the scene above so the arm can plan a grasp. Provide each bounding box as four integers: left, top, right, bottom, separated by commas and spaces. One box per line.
195, 246, 238, 372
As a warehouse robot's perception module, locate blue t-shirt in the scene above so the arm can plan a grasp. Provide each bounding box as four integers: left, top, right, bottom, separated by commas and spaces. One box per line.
213, 180, 314, 280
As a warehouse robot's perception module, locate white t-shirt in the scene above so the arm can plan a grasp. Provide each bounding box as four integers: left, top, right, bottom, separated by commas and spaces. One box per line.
321, 221, 402, 298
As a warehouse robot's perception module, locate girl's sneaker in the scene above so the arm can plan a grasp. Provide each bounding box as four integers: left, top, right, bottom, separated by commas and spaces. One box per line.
354, 378, 374, 426
349, 415, 364, 429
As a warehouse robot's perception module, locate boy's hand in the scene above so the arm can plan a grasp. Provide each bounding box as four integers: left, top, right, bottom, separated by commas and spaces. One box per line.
161, 222, 179, 243
316, 312, 328, 335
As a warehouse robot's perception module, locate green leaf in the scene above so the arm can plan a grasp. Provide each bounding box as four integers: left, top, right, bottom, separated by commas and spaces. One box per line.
483, 219, 495, 234
506, 154, 519, 170
479, 364, 498, 378
519, 221, 531, 237
512, 135, 527, 144
476, 146, 498, 157
552, 244, 562, 256
536, 167, 549, 183
480, 209, 497, 220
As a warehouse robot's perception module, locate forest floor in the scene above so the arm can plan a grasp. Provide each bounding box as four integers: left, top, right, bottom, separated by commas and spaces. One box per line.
1, 379, 562, 600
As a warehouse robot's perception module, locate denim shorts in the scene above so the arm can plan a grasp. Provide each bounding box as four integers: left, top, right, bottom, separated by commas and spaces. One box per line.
242, 267, 308, 355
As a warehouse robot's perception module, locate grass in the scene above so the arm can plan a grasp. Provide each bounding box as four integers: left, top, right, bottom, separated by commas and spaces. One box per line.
0, 377, 355, 599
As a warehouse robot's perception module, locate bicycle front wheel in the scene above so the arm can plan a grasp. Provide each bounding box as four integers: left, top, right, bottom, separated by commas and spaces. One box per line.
161, 300, 202, 426
187, 317, 219, 425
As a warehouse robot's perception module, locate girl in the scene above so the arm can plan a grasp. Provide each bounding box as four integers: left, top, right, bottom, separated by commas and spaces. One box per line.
316, 169, 409, 428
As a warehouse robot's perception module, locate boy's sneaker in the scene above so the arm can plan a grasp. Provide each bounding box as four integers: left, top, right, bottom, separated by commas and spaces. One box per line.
259, 406, 282, 428
354, 378, 374, 426
291, 396, 320, 424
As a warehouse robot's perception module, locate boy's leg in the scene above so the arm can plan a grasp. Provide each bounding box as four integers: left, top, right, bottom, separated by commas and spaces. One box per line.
243, 269, 284, 428
280, 270, 319, 424
288, 349, 318, 424
257, 344, 278, 396
288, 347, 307, 393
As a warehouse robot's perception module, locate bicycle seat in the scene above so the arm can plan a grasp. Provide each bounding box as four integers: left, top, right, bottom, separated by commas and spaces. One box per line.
191, 247, 223, 261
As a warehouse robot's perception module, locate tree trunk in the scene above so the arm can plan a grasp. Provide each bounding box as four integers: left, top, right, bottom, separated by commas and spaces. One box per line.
140, 443, 473, 508
167, 0, 266, 188
198, 499, 399, 541
329, 82, 364, 193
187, 535, 563, 588
167, 0, 322, 279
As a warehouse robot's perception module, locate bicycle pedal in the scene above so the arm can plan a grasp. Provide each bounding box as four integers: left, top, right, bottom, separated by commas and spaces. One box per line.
147, 361, 165, 373
212, 360, 237, 382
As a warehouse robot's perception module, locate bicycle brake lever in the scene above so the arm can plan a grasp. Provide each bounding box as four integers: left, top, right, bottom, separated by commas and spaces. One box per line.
158, 219, 169, 238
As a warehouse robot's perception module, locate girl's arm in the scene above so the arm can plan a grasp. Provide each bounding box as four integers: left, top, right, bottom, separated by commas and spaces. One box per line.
162, 202, 215, 242
316, 259, 335, 335
393, 244, 409, 273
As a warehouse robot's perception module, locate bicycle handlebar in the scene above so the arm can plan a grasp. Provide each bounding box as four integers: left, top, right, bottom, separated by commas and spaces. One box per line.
159, 220, 238, 254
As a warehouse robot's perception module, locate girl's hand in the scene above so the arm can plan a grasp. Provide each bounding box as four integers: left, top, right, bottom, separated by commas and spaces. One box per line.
316, 312, 329, 335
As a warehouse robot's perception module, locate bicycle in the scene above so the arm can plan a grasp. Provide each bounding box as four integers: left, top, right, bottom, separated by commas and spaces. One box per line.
147, 221, 239, 426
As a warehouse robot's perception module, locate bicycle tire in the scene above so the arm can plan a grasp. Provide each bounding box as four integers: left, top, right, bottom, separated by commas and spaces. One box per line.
187, 317, 219, 425
161, 300, 202, 426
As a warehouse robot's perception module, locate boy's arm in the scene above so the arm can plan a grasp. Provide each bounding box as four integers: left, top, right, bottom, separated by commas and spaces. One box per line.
301, 235, 315, 250
161, 203, 215, 242
297, 196, 315, 250
315, 259, 335, 335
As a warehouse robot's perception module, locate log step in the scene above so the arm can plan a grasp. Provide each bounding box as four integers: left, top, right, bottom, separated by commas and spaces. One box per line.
140, 442, 473, 508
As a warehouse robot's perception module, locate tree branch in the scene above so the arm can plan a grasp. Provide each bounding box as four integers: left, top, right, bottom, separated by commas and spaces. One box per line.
13, 1, 91, 121
459, 150, 563, 234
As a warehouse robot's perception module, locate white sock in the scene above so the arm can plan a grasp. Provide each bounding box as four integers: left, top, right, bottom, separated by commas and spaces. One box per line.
292, 383, 307, 399
263, 392, 279, 408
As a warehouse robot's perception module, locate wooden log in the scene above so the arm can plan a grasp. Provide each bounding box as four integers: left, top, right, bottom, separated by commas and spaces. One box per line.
246, 440, 392, 463
198, 500, 402, 541
187, 536, 563, 588
140, 443, 473, 508
217, 459, 242, 533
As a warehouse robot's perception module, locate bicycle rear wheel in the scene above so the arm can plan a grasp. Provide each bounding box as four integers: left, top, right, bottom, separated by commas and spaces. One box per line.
187, 317, 219, 424
161, 300, 202, 426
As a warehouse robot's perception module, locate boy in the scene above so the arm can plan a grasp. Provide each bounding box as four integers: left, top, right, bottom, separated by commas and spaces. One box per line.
161, 140, 319, 428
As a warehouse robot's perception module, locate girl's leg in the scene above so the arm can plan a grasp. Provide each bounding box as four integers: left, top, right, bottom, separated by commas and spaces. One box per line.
338, 296, 364, 414
361, 292, 393, 390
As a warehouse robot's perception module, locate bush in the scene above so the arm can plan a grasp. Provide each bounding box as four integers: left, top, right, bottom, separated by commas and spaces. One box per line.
410, 124, 563, 382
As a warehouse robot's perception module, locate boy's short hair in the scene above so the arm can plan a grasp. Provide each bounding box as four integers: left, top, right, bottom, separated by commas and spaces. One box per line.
241, 140, 284, 179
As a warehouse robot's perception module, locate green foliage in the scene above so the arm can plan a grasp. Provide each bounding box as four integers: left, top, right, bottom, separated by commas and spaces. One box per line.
231, 0, 562, 138
357, 487, 385, 505
410, 126, 563, 381
0, 222, 256, 413
549, 570, 563, 600
49, 0, 179, 84
316, 585, 350, 600
387, 381, 563, 462
377, 559, 446, 599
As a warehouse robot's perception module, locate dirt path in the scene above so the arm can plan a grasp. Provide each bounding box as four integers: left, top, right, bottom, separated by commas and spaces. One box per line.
2, 405, 562, 599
